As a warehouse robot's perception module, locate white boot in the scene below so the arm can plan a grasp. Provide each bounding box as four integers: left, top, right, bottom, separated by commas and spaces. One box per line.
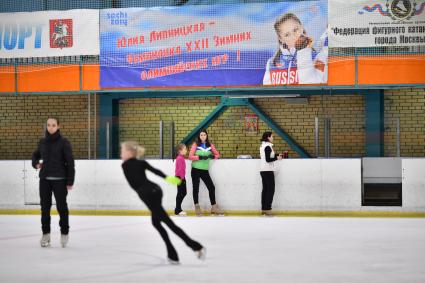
40, 233, 51, 247
194, 204, 202, 216
195, 247, 207, 261
262, 210, 273, 217
61, 234, 69, 248
211, 204, 224, 216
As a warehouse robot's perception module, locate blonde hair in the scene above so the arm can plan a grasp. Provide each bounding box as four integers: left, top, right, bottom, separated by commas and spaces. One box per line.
176, 143, 186, 153
121, 141, 145, 158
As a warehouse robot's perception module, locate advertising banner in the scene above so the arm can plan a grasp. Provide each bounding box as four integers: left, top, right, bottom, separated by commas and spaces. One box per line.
100, 1, 328, 88
329, 0, 425, 47
0, 9, 99, 58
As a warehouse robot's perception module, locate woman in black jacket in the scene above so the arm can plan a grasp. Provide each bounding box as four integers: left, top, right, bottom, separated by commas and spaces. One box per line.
32, 117, 75, 248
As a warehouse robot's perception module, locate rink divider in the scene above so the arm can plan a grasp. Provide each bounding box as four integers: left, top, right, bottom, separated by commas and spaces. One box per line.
1, 209, 425, 218
2, 159, 424, 212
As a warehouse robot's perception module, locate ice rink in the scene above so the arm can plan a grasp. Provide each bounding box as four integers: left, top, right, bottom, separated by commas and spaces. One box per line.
0, 215, 424, 283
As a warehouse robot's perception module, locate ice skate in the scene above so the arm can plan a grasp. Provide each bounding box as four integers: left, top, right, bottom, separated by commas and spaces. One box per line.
167, 252, 180, 265
40, 233, 51, 247
61, 234, 69, 248
262, 210, 273, 217
167, 258, 180, 265
176, 211, 187, 216
211, 204, 224, 216
195, 247, 207, 261
194, 204, 202, 216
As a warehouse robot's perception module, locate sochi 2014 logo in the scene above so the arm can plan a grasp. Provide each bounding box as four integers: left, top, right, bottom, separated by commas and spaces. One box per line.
388, 0, 416, 20
49, 19, 73, 48
359, 0, 425, 21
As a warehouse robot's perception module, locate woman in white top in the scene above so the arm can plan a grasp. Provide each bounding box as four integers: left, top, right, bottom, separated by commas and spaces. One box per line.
259, 132, 282, 216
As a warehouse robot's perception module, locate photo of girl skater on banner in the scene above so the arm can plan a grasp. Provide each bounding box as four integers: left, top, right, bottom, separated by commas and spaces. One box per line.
100, 1, 327, 88
263, 13, 328, 85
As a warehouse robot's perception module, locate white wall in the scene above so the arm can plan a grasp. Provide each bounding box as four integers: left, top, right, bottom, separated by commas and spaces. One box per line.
0, 161, 25, 208
209, 159, 362, 211
402, 159, 425, 211
0, 158, 424, 212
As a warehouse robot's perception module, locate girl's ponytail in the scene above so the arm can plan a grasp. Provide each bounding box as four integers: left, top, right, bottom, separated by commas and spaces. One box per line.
121, 141, 145, 158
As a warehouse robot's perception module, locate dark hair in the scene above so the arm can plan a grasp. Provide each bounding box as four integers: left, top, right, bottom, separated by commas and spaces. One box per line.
196, 129, 211, 147
272, 13, 306, 66
260, 131, 273, 142
47, 117, 60, 125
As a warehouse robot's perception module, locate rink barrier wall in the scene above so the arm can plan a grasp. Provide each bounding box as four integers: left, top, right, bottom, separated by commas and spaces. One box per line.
1, 159, 424, 214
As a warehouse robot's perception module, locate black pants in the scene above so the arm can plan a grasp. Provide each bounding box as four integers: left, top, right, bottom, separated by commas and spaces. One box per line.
260, 171, 275, 211
191, 168, 216, 205
175, 180, 187, 215
39, 179, 69, 235
139, 185, 202, 261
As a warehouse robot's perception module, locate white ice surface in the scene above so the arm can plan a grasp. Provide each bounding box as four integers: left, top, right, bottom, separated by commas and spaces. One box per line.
0, 215, 424, 283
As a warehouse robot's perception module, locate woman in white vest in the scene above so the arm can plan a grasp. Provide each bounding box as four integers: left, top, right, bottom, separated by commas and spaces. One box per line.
259, 132, 282, 216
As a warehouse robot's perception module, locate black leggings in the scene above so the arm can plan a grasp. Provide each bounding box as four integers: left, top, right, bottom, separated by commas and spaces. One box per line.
39, 179, 69, 235
191, 168, 216, 205
175, 180, 187, 214
260, 171, 275, 211
139, 185, 202, 261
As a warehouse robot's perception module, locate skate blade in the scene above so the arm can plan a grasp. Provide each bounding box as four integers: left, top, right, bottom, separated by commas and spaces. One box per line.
167, 258, 180, 265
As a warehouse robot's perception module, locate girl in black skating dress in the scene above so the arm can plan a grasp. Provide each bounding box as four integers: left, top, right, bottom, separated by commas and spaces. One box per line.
120, 141, 206, 264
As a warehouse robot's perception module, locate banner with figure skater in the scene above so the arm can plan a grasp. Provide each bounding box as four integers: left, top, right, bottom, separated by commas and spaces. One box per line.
99, 0, 328, 88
